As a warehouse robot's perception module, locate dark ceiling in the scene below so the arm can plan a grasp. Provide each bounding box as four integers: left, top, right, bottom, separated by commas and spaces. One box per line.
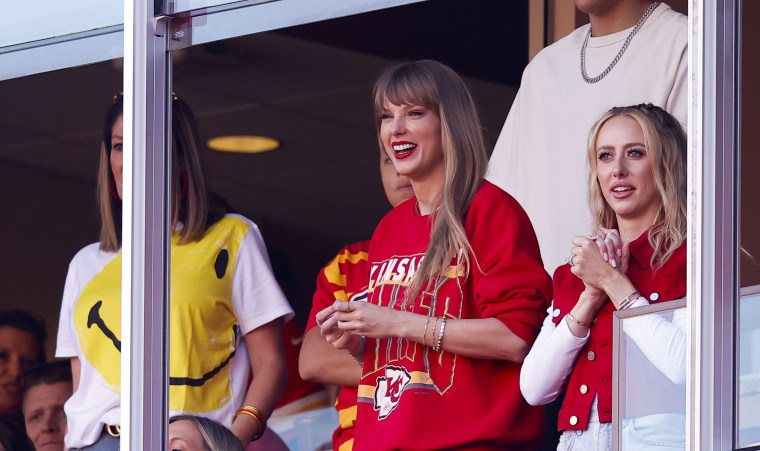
0, 0, 527, 333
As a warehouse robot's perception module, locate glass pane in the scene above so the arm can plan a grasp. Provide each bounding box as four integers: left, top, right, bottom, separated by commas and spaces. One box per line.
165, 0, 526, 447
740, 0, 760, 289
739, 289, 760, 446
617, 305, 686, 450
0, 0, 122, 48
168, 0, 425, 49
166, 0, 266, 14
0, 61, 122, 450
739, 0, 760, 447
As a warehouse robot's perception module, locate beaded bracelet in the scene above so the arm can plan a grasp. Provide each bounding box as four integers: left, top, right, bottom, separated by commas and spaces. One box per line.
430, 317, 440, 349
234, 405, 266, 440
434, 317, 447, 352
565, 312, 589, 327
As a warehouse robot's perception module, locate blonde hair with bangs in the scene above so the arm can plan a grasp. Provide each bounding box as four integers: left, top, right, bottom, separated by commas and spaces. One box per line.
587, 104, 687, 267
373, 60, 487, 303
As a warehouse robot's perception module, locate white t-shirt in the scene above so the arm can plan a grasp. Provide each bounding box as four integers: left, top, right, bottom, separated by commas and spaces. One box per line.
56, 214, 294, 448
486, 3, 687, 272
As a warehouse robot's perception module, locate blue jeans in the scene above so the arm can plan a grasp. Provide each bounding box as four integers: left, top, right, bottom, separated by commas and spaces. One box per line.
557, 417, 612, 451
620, 413, 686, 450
556, 413, 685, 451
557, 397, 612, 451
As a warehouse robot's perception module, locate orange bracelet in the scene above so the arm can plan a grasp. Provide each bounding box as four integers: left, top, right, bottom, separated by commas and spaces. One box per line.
234, 405, 266, 440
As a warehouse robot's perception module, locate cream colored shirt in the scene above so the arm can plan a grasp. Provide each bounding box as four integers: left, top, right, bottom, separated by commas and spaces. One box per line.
486, 3, 687, 273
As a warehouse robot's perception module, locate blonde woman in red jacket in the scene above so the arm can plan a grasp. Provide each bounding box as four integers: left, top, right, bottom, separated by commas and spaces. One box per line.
520, 104, 687, 451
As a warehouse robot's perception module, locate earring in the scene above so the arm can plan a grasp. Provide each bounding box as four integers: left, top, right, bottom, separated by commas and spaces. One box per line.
110, 179, 122, 202
180, 171, 188, 199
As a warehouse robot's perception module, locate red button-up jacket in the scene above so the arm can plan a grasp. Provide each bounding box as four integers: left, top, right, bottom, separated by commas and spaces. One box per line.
551, 232, 686, 430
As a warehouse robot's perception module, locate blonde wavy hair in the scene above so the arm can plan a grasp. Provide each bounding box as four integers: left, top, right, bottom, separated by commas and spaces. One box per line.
587, 104, 687, 267
373, 60, 487, 303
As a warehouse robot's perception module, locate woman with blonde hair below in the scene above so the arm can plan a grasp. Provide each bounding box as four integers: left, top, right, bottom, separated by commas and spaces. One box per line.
520, 103, 688, 450
317, 60, 552, 450
56, 94, 292, 450
169, 415, 245, 451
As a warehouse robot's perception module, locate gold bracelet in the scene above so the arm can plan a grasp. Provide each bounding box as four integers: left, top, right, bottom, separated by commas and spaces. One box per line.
235, 405, 266, 440
423, 316, 431, 346
430, 317, 440, 348
618, 291, 641, 310
351, 336, 366, 366
566, 312, 589, 327
234, 410, 263, 438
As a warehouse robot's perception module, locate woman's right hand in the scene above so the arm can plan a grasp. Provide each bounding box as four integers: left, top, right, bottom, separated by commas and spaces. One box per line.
316, 304, 364, 356
597, 228, 631, 273
569, 235, 620, 291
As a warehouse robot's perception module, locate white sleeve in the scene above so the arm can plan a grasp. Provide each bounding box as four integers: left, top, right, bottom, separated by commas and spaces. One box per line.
621, 298, 687, 385
55, 258, 81, 358
231, 222, 294, 335
520, 304, 589, 406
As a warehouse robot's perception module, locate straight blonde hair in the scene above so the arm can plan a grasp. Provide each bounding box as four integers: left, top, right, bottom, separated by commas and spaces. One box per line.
373, 60, 487, 303
97, 95, 224, 252
586, 104, 687, 267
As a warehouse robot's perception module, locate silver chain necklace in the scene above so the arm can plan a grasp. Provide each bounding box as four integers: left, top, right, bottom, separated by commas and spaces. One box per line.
580, 2, 660, 84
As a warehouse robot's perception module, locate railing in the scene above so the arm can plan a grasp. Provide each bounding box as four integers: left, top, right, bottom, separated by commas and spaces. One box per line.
738, 285, 760, 448
613, 298, 687, 450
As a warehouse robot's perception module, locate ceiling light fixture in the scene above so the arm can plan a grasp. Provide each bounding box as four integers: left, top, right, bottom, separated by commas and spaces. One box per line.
207, 135, 281, 153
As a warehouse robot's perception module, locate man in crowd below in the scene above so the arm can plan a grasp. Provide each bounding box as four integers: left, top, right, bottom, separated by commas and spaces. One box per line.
487, 0, 686, 272
22, 361, 72, 451
0, 310, 47, 437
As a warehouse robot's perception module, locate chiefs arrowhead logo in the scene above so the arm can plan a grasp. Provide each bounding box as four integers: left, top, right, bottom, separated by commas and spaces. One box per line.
373, 366, 412, 420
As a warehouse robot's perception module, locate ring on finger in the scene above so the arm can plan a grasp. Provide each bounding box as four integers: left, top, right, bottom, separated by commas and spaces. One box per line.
569, 255, 576, 266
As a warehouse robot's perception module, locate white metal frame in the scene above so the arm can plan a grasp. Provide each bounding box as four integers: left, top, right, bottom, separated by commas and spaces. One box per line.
121, 1, 172, 448
688, 0, 739, 449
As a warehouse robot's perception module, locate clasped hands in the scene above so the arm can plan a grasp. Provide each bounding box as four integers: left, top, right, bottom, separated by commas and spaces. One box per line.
569, 227, 631, 296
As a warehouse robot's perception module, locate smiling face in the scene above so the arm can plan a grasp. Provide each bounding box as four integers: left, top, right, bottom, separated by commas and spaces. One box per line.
379, 100, 444, 184
110, 114, 124, 199
23, 381, 71, 451
0, 327, 39, 412
594, 115, 662, 227
169, 419, 206, 451
380, 152, 414, 208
